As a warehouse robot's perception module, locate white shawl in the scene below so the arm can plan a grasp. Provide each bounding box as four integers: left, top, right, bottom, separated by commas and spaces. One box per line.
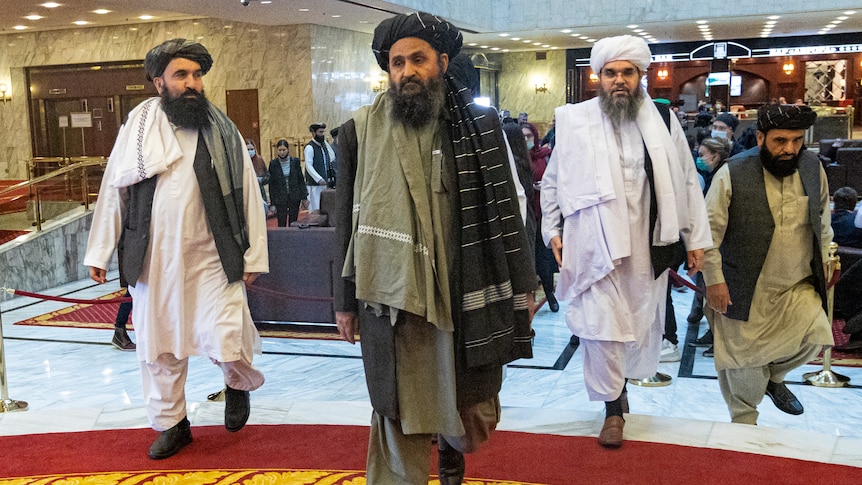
553, 94, 688, 297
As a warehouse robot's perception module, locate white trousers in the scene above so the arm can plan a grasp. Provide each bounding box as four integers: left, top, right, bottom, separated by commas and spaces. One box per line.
140, 352, 264, 431
306, 185, 324, 212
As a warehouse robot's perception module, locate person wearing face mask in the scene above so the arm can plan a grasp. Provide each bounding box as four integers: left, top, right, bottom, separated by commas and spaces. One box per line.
702, 104, 833, 425
711, 113, 746, 157
245, 138, 270, 215
687, 136, 732, 353
522, 122, 559, 312
269, 139, 307, 227
304, 123, 337, 212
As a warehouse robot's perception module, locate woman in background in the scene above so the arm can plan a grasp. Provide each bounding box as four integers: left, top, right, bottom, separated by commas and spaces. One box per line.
268, 139, 307, 227
245, 138, 270, 215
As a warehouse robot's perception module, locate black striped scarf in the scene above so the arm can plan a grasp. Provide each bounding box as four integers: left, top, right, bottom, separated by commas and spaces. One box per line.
445, 76, 534, 367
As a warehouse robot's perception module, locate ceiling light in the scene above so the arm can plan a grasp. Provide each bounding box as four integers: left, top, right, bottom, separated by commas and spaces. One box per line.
73, 20, 89, 25
13, 25, 27, 30
768, 15, 781, 20
561, 29, 571, 33
844, 11, 856, 15
579, 35, 588, 39
627, 24, 638, 29
139, 15, 153, 20
511, 37, 521, 41
587, 38, 597, 42
468, 42, 477, 46
25, 15, 43, 20
359, 20, 369, 24
261, 0, 272, 3
523, 39, 531, 43
129, 27, 138, 31
696, 20, 708, 24
542, 44, 550, 48
41, 2, 61, 8
499, 33, 510, 37
299, 8, 309, 12
633, 29, 643, 33
480, 45, 489, 48
640, 32, 649, 36
533, 42, 541, 46
332, 15, 341, 18
503, 49, 509, 52
93, 9, 110, 14
570, 33, 579, 37
765, 21, 777, 25
491, 47, 500, 51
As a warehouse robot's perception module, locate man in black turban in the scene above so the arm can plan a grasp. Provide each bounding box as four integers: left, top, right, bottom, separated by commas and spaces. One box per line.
86, 38, 269, 460
701, 102, 833, 426
335, 11, 533, 485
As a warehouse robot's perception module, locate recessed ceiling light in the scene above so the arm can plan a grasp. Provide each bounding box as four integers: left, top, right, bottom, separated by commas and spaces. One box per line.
224, 25, 233, 29
698, 25, 710, 30
765, 21, 777, 25
499, 33, 510, 37
480, 45, 489, 48
696, 20, 708, 24
139, 15, 153, 20
332, 15, 341, 18
844, 11, 856, 15
491, 47, 500, 51
261, 0, 272, 3
41, 2, 61, 8
542, 44, 550, 48
299, 8, 309, 12
838, 16, 849, 20
73, 20, 89, 25
640, 32, 649, 36
768, 15, 781, 20
579, 35, 588, 39
587, 38, 597, 42
25, 15, 43, 20
511, 37, 521, 41
359, 20, 369, 24
468, 42, 477, 46
570, 33, 579, 37
93, 9, 110, 14
533, 42, 541, 46
560, 29, 571, 33
129, 27, 138, 31
627, 24, 638, 29
633, 29, 643, 33
523, 39, 531, 43
503, 49, 509, 52
13, 25, 27, 30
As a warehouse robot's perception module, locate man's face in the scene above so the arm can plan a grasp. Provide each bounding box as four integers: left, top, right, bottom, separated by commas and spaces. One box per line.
154, 57, 204, 98
599, 60, 642, 99
314, 128, 326, 139
757, 128, 805, 178
712, 120, 734, 137
388, 37, 448, 95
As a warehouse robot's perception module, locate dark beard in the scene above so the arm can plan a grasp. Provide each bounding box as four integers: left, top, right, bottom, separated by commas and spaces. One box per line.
760, 144, 800, 178
599, 85, 643, 124
389, 71, 445, 129
161, 88, 210, 129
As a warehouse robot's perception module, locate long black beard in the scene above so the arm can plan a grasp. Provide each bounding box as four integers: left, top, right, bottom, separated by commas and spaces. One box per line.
599, 85, 643, 124
389, 72, 445, 129
161, 88, 210, 129
760, 144, 800, 178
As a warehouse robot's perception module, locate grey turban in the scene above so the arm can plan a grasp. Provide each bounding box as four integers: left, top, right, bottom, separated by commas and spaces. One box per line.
372, 12, 463, 72
144, 39, 213, 81
589, 35, 652, 75
757, 104, 817, 132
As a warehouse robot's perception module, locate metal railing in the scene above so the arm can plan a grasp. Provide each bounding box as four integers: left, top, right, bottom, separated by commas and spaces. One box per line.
0, 157, 107, 232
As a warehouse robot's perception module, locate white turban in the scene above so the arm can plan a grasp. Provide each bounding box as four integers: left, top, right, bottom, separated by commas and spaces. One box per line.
589, 35, 652, 75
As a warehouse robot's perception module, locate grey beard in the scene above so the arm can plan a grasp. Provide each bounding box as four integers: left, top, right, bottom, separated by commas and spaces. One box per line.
389, 74, 445, 129
599, 87, 643, 124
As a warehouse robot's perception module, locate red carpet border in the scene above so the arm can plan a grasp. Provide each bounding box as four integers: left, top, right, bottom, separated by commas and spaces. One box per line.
1, 424, 861, 484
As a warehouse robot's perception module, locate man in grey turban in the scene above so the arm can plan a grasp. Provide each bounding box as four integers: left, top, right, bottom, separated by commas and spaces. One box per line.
336, 11, 533, 484
85, 39, 268, 459
703, 103, 833, 426
541, 35, 711, 447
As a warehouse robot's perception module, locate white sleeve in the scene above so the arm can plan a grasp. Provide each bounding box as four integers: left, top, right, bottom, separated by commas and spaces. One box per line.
83, 125, 129, 270
855, 207, 862, 228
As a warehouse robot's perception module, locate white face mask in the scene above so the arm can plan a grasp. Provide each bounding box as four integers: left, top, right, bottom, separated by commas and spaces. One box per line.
711, 129, 728, 139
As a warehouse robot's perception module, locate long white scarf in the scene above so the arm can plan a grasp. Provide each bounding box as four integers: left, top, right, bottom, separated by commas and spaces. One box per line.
109, 97, 183, 188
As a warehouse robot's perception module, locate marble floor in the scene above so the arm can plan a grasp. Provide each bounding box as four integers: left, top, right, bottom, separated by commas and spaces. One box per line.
1, 272, 861, 472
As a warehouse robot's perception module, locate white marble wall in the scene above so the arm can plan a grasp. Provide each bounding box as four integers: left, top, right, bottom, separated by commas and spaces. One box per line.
498, 50, 566, 125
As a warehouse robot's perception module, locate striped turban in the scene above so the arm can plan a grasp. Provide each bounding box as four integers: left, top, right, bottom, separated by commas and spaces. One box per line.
372, 12, 463, 72
144, 39, 213, 81
757, 104, 817, 132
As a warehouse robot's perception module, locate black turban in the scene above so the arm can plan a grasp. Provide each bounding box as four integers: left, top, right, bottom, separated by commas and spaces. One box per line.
757, 104, 817, 133
144, 39, 213, 81
310, 123, 326, 132
447, 53, 480, 95
372, 12, 463, 72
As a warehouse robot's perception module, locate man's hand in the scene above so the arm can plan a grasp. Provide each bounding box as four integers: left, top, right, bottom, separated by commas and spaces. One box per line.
706, 282, 732, 314
336, 311, 359, 344
686, 249, 704, 277
89, 266, 107, 284
550, 235, 563, 268
318, 180, 327, 186
242, 272, 259, 286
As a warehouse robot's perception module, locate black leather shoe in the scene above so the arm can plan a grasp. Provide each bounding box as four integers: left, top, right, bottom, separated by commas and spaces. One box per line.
686, 306, 704, 324
438, 438, 465, 485
225, 385, 250, 432
547, 292, 560, 313
689, 329, 713, 347
765, 381, 803, 415
111, 328, 136, 351
702, 345, 714, 357
148, 417, 192, 460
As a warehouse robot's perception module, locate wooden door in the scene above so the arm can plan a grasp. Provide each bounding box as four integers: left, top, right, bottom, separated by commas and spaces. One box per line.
225, 89, 261, 153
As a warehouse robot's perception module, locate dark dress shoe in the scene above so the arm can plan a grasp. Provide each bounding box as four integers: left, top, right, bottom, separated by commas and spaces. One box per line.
687, 306, 704, 324
547, 292, 560, 312
598, 416, 625, 448
438, 439, 465, 485
111, 328, 136, 351
765, 381, 803, 415
702, 345, 714, 357
148, 417, 192, 460
689, 329, 713, 347
225, 385, 250, 432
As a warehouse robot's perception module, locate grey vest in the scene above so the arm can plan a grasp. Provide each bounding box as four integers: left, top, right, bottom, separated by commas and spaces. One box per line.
721, 148, 827, 321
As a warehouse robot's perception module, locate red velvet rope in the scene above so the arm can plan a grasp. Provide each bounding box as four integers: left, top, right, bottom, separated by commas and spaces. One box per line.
7, 289, 132, 304
245, 284, 334, 302
669, 270, 702, 294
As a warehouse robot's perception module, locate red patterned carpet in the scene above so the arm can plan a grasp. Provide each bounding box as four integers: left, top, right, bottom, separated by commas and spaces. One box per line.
1, 424, 860, 484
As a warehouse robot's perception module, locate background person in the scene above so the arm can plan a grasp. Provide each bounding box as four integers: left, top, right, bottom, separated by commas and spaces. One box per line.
268, 139, 307, 227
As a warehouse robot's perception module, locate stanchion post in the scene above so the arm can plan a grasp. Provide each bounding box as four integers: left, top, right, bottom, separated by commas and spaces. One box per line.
804, 242, 850, 387
0, 302, 29, 412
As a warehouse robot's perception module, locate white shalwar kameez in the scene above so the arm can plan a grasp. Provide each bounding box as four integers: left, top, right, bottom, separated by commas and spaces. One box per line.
85, 122, 269, 430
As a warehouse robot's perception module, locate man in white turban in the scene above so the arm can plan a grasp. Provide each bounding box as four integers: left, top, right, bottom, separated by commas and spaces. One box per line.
541, 35, 711, 447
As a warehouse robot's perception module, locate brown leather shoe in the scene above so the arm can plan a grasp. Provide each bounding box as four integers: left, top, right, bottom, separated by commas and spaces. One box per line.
111, 328, 136, 351
598, 416, 625, 448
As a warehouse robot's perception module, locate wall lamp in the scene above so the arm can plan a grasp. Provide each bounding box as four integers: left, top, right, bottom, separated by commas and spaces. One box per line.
0, 83, 9, 104
783, 62, 795, 75
589, 71, 599, 83
535, 82, 548, 94
657, 68, 669, 80
372, 74, 388, 93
